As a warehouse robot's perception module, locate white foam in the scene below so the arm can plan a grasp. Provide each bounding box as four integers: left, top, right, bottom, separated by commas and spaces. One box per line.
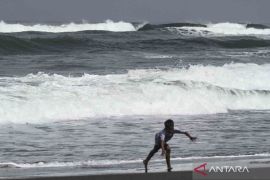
0, 20, 137, 33
178, 22, 270, 36
1, 63, 270, 123
173, 153, 270, 161
1, 153, 269, 169
0, 159, 142, 169
144, 54, 175, 59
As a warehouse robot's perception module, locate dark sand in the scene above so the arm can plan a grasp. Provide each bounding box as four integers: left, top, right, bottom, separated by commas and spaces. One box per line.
4, 167, 270, 180
5, 171, 192, 180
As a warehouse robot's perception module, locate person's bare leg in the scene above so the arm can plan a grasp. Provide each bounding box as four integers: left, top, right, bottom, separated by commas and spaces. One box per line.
165, 145, 172, 172
143, 146, 159, 173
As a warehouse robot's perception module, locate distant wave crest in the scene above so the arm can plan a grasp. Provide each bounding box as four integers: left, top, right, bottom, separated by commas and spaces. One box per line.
1, 21, 270, 55
0, 20, 137, 33
174, 22, 270, 36
1, 21, 270, 35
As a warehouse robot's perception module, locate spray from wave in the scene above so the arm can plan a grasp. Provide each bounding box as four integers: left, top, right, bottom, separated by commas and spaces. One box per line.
0, 63, 270, 123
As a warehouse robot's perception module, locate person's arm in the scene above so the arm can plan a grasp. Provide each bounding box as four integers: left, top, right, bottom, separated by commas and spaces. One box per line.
174, 130, 197, 141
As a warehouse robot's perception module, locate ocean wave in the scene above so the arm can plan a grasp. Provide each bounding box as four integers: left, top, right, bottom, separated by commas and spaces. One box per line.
137, 37, 270, 49
138, 22, 270, 32
138, 22, 270, 37
176, 22, 270, 36
163, 80, 270, 96
0, 34, 113, 54
1, 21, 269, 35
1, 35, 270, 55
0, 20, 137, 33
1, 153, 269, 169
246, 24, 270, 29
0, 35, 88, 54
137, 22, 206, 31
0, 63, 270, 123
1, 21, 270, 55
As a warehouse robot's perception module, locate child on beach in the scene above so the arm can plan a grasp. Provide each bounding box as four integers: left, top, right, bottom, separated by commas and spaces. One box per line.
143, 119, 197, 172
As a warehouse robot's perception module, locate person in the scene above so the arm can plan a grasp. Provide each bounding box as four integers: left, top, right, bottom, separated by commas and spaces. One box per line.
143, 119, 197, 172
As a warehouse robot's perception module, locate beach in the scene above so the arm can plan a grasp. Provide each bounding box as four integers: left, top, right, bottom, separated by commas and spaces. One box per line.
2, 154, 270, 180
0, 20, 270, 179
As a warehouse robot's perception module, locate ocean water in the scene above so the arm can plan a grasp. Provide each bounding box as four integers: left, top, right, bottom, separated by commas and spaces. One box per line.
0, 20, 270, 178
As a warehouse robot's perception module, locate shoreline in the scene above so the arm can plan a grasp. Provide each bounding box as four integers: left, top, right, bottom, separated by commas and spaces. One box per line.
2, 156, 270, 180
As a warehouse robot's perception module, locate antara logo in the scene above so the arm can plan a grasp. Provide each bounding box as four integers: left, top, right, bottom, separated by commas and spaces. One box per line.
209, 166, 249, 173
194, 163, 249, 176
194, 163, 208, 176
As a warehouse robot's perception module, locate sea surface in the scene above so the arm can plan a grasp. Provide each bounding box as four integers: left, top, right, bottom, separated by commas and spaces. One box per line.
0, 20, 270, 178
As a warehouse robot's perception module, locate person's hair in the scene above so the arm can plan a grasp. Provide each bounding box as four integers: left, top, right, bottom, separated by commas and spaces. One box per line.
164, 119, 174, 130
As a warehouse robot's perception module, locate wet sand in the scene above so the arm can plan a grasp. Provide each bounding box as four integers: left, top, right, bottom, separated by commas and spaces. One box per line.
5, 166, 270, 180
4, 171, 191, 180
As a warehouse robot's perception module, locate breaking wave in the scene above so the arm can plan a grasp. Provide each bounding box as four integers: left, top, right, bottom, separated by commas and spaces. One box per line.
0, 20, 137, 33
0, 63, 270, 123
1, 21, 270, 54
174, 22, 270, 36
1, 20, 269, 35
